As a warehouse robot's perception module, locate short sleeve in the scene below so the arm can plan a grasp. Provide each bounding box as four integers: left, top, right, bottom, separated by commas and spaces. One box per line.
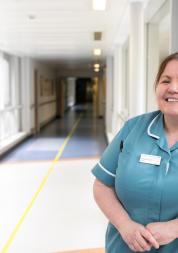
91, 122, 130, 187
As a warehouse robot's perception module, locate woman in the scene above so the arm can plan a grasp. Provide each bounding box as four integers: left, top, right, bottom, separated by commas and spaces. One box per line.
92, 52, 178, 252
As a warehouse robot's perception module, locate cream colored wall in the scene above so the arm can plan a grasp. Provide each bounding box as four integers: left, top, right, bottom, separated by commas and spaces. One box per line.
30, 60, 57, 130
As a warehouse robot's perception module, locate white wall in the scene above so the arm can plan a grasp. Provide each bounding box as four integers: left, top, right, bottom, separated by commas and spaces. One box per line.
145, 0, 170, 112
105, 0, 171, 142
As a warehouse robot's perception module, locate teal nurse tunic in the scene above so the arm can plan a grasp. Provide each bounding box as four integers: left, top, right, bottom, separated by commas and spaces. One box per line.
92, 111, 178, 253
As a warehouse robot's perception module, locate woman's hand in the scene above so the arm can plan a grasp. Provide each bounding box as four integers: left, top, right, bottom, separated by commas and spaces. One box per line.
118, 219, 159, 252
146, 220, 178, 246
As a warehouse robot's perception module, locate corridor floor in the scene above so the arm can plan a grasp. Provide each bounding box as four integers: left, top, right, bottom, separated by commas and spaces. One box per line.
0, 104, 108, 253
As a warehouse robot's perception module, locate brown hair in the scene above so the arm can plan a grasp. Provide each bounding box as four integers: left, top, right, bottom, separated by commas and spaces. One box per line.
155, 52, 178, 89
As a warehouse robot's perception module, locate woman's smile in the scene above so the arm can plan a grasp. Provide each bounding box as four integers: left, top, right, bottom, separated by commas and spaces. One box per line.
165, 98, 178, 102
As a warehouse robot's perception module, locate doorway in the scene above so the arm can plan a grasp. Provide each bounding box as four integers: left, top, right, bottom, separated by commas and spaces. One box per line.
75, 78, 93, 104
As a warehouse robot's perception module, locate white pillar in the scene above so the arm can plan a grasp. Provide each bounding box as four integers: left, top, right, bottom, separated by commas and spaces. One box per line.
98, 74, 104, 117
113, 45, 120, 113
106, 55, 113, 134
146, 24, 159, 112
67, 77, 76, 107
129, 2, 145, 117
112, 45, 120, 135
170, 0, 178, 53
21, 57, 32, 134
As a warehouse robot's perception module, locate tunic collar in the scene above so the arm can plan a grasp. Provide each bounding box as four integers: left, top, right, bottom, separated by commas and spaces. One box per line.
147, 112, 169, 153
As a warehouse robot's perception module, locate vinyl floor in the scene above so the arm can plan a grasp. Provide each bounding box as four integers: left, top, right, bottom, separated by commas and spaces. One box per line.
0, 104, 108, 253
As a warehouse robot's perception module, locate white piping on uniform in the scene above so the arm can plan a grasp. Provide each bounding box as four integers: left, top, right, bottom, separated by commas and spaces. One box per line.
147, 114, 160, 139
98, 162, 116, 178
165, 162, 170, 175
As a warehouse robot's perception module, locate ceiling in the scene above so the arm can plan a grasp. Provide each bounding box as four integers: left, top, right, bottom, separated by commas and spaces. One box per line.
0, 0, 129, 71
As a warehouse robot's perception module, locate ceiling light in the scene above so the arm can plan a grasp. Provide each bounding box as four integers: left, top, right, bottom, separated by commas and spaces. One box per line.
92, 0, 107, 11
94, 68, 100, 72
93, 48, 101, 56
94, 63, 100, 68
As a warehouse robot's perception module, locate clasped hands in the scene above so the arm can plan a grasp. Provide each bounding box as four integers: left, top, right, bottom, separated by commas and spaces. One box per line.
119, 218, 178, 252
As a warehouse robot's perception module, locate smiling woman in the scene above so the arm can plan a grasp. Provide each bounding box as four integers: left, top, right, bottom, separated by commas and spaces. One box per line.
155, 53, 178, 147
156, 62, 178, 107
92, 52, 178, 253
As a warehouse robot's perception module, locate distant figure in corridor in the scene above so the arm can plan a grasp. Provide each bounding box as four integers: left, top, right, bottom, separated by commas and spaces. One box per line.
92, 52, 178, 252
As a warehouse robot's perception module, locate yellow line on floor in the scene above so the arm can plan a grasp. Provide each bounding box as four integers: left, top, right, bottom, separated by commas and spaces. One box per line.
1, 115, 82, 253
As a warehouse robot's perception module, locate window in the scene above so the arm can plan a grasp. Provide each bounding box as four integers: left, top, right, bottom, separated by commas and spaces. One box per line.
0, 54, 11, 110
0, 53, 22, 143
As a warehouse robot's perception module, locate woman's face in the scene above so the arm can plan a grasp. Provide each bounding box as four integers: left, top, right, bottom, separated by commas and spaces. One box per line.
156, 59, 178, 118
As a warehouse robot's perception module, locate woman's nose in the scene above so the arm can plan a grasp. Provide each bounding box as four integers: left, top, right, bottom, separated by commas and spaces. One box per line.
168, 81, 178, 92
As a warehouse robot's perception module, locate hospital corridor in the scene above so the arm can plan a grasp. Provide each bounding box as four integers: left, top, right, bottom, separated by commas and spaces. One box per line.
0, 104, 107, 253
0, 0, 178, 252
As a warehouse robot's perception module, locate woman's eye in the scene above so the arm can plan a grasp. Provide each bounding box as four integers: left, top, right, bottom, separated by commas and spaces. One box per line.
161, 80, 170, 84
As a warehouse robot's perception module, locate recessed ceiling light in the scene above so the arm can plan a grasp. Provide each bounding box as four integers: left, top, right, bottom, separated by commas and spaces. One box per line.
94, 63, 100, 68
92, 0, 107, 11
94, 68, 100, 72
93, 48, 102, 56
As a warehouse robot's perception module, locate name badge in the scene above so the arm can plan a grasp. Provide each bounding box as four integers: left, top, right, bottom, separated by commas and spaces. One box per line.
139, 154, 161, 165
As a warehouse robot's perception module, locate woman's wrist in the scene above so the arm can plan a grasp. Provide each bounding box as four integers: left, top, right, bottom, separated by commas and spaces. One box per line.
115, 215, 132, 231
169, 219, 178, 238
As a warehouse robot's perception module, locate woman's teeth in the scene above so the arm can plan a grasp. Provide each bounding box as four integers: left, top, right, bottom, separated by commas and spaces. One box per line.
166, 98, 178, 102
